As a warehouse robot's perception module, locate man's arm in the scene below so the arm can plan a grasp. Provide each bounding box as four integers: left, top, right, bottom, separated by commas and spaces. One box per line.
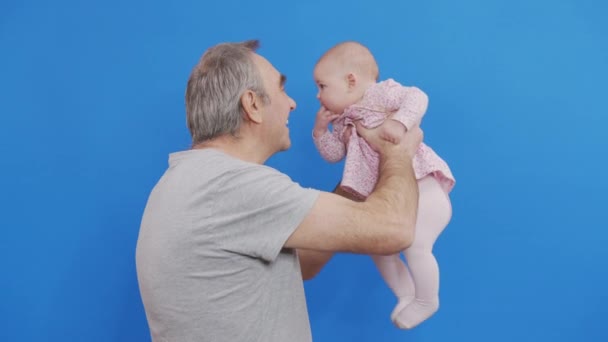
285, 120, 422, 256
298, 185, 359, 280
298, 249, 333, 280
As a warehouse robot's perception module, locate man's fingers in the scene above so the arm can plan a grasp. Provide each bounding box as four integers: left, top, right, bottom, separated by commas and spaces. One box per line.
408, 125, 423, 146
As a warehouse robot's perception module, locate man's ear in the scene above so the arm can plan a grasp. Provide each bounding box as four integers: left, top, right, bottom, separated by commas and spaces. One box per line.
347, 73, 357, 90
241, 90, 263, 124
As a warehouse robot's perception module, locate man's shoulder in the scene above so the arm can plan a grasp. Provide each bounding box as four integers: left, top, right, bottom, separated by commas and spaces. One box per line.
169, 149, 267, 171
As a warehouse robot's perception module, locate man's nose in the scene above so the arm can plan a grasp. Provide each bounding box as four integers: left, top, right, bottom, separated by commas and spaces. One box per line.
289, 96, 296, 110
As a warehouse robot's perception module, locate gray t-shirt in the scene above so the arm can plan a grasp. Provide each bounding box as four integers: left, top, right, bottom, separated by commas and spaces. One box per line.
136, 149, 319, 342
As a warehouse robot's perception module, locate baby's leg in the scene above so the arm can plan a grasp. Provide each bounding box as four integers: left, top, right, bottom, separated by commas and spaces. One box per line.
371, 254, 415, 320
394, 175, 452, 329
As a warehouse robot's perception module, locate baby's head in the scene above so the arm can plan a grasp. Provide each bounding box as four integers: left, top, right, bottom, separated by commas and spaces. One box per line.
313, 41, 379, 114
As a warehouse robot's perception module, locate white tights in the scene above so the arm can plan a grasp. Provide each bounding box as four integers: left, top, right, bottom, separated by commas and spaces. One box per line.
372, 175, 452, 329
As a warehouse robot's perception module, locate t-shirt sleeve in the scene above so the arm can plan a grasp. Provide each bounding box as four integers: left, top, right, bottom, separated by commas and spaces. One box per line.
209, 164, 320, 262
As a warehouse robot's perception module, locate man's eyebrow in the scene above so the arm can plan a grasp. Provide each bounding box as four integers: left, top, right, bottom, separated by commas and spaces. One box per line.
280, 74, 287, 87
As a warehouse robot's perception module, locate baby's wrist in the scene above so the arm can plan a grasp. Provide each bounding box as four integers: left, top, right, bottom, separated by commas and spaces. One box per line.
313, 128, 326, 139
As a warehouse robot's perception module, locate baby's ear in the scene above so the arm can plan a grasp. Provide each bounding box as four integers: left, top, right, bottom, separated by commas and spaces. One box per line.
347, 73, 357, 88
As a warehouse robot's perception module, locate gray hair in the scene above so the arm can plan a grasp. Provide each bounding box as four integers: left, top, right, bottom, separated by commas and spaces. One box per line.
185, 39, 269, 145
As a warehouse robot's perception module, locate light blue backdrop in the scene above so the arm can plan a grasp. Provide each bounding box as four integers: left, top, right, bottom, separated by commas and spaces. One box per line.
1, 0, 606, 341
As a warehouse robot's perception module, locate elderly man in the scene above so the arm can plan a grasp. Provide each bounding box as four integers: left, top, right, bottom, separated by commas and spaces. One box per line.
136, 40, 422, 342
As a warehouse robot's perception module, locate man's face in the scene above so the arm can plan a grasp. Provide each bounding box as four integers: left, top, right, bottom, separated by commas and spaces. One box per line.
252, 54, 297, 153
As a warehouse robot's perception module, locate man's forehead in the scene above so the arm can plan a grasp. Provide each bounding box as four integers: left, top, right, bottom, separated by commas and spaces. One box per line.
252, 53, 280, 77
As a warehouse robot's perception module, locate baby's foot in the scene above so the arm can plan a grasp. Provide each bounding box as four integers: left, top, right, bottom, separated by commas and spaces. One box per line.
393, 297, 439, 330
390, 296, 414, 322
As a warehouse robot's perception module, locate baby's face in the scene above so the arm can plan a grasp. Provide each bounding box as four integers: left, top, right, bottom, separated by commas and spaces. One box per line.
313, 60, 356, 114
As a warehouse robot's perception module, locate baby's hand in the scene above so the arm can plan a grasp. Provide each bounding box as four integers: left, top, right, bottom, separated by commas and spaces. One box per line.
313, 106, 340, 138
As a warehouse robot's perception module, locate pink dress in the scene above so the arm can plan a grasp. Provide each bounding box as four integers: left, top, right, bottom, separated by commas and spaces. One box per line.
313, 79, 455, 199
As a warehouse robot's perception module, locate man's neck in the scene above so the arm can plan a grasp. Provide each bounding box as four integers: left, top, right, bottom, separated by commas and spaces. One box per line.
192, 134, 270, 165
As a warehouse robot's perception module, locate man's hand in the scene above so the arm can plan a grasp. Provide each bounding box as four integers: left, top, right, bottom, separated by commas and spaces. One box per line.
356, 120, 422, 159
313, 106, 341, 139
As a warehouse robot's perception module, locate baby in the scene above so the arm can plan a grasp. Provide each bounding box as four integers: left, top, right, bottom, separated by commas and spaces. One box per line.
312, 41, 455, 329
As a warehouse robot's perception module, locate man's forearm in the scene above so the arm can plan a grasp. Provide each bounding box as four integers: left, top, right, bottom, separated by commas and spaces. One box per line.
365, 148, 419, 244
298, 248, 333, 280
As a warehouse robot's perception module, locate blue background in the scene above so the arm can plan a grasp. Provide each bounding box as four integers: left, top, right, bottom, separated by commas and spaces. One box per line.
1, 0, 607, 341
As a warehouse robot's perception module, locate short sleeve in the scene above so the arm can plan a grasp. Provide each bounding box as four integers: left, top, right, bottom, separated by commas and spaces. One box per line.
208, 164, 320, 262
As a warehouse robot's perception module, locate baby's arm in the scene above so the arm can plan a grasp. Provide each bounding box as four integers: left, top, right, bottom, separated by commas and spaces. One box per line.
383, 81, 429, 130
313, 107, 346, 163
314, 131, 347, 162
